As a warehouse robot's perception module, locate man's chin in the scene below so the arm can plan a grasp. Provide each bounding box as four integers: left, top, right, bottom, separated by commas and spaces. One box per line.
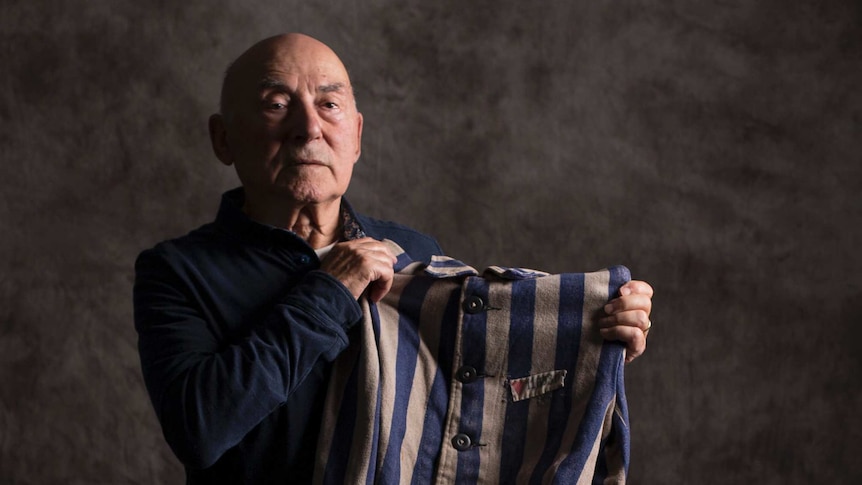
273, 184, 343, 206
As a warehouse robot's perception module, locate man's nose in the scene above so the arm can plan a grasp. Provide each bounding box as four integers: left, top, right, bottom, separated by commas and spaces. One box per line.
287, 101, 322, 143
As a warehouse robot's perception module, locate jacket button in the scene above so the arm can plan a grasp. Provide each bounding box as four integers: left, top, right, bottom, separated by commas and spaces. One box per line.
463, 295, 485, 314
451, 433, 472, 451
456, 366, 478, 383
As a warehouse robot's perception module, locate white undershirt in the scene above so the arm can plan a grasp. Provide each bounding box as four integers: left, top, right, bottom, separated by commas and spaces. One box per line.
314, 242, 336, 260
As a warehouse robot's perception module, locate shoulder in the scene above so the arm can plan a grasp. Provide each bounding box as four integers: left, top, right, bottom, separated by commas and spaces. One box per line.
356, 214, 443, 263
137, 221, 219, 257
134, 223, 214, 279
134, 219, 256, 283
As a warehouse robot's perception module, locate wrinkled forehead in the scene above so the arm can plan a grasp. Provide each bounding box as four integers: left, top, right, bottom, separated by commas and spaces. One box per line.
221, 35, 354, 111
264, 40, 350, 79
239, 38, 350, 90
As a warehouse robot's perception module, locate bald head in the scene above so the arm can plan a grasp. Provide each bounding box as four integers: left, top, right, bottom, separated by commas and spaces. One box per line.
219, 33, 354, 119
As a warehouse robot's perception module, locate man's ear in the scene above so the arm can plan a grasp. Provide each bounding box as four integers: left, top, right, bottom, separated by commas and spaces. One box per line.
209, 113, 233, 166
353, 112, 363, 163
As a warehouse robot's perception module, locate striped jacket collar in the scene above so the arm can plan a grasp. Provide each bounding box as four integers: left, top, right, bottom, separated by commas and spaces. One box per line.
388, 240, 549, 281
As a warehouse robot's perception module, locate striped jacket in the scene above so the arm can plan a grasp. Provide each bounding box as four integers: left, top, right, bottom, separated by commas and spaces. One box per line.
315, 243, 631, 484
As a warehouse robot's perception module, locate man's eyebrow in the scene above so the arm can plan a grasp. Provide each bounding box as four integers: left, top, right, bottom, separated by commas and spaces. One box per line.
257, 79, 348, 94
259, 78, 289, 91
319, 82, 347, 94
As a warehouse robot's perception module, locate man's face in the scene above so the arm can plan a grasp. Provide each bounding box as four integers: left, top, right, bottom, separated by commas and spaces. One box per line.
216, 35, 363, 206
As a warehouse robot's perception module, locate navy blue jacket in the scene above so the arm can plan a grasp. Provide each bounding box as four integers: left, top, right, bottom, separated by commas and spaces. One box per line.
133, 188, 442, 484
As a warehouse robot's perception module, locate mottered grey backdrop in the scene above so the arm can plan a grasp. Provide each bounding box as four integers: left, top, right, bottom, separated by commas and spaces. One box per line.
1, 0, 860, 483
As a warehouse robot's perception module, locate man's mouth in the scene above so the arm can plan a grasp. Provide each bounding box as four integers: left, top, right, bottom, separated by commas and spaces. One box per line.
294, 158, 326, 166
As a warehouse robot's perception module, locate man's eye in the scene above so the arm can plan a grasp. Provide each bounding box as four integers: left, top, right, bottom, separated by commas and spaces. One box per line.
322, 101, 339, 109
268, 102, 286, 110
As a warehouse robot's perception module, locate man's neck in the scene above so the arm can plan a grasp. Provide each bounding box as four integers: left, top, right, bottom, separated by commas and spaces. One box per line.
243, 192, 343, 249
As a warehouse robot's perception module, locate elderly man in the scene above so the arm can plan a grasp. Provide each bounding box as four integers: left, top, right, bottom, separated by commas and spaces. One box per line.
134, 33, 653, 483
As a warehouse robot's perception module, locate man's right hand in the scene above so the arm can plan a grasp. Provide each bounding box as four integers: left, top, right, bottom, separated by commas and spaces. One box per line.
319, 238, 397, 303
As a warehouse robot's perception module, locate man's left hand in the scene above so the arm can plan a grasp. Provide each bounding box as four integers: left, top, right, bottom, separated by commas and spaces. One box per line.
598, 280, 653, 363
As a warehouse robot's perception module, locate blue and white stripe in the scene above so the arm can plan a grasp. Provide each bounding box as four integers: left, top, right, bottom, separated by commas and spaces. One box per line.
315, 246, 631, 484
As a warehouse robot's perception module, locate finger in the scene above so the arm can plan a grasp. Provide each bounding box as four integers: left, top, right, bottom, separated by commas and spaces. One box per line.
366, 269, 394, 303
598, 309, 650, 332
619, 280, 654, 298
348, 238, 398, 264
323, 240, 395, 269
363, 244, 396, 303
603, 294, 652, 317
599, 325, 647, 363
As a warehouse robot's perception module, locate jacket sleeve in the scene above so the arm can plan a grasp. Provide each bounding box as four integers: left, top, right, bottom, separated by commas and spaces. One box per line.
133, 247, 362, 469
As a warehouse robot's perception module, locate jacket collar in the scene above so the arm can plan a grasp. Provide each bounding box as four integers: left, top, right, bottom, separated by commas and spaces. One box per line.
385, 239, 548, 281
215, 187, 367, 248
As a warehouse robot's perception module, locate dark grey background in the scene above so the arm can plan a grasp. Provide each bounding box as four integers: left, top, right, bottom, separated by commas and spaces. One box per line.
1, 0, 860, 483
